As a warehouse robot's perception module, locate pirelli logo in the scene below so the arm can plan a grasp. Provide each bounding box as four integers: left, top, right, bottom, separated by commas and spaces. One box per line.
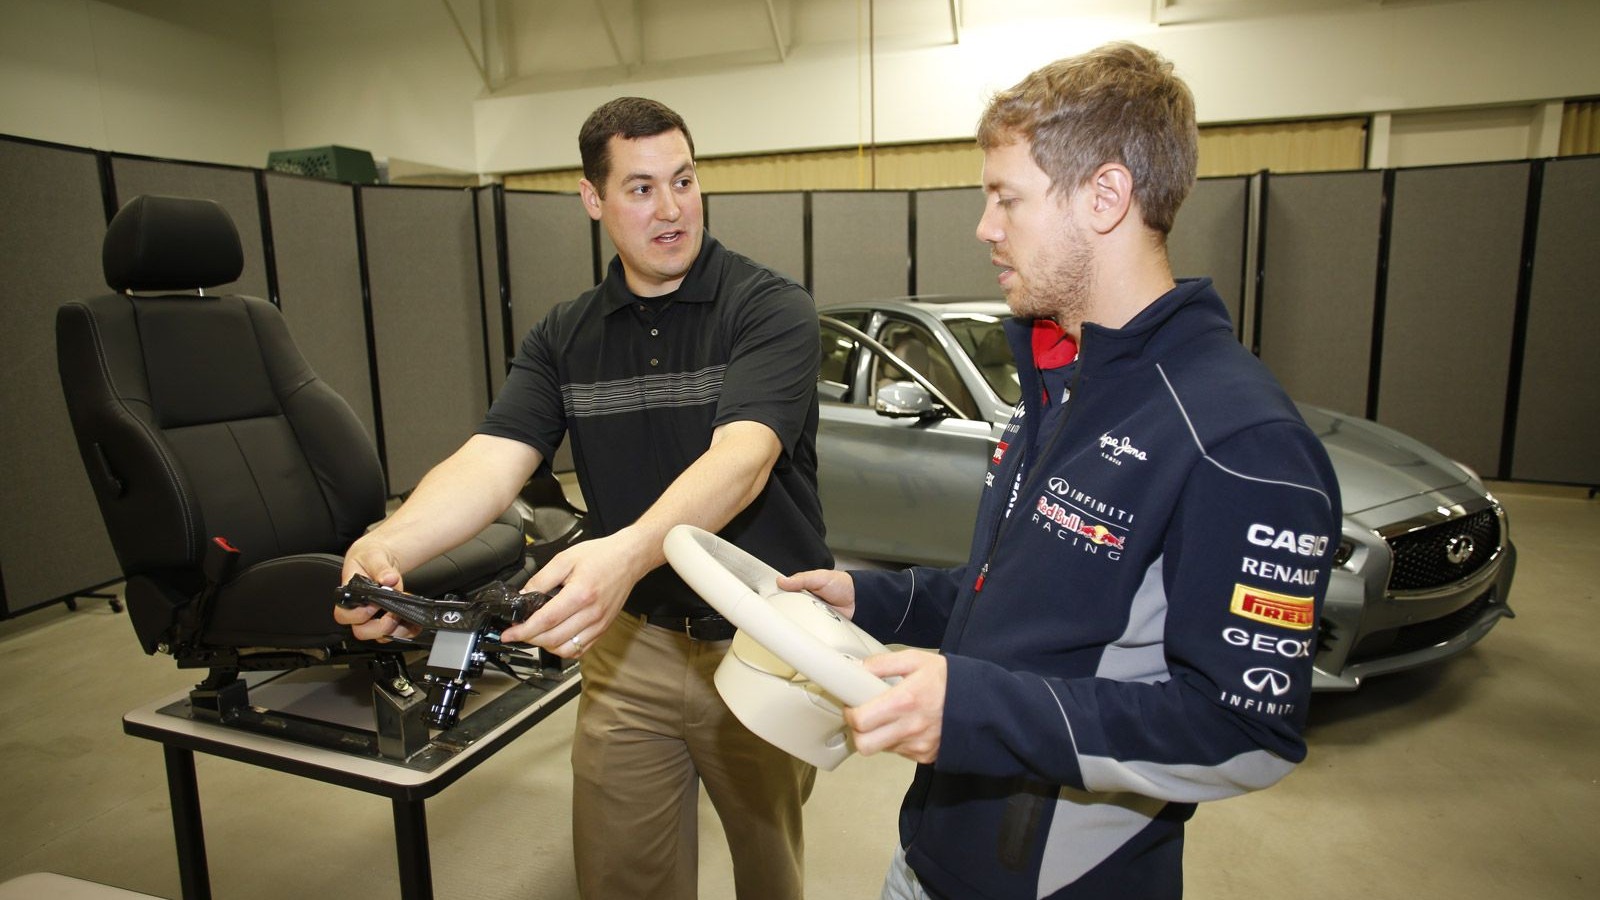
1230, 584, 1316, 630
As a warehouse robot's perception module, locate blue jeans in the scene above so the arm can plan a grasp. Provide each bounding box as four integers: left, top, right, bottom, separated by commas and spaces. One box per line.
881, 843, 932, 900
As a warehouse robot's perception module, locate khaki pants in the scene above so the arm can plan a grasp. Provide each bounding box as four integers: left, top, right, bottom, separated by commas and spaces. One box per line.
572, 611, 816, 899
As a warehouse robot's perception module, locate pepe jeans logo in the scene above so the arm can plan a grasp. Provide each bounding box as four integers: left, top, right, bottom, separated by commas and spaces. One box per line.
1098, 433, 1148, 465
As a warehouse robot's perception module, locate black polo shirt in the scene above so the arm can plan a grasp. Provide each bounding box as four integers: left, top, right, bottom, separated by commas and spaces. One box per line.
478, 235, 832, 617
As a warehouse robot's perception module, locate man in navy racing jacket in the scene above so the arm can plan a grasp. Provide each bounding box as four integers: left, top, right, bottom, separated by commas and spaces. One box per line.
782, 43, 1340, 899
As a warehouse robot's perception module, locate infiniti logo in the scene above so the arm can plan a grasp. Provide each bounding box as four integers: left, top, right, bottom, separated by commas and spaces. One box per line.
442, 610, 463, 625
1445, 535, 1476, 566
1243, 667, 1292, 697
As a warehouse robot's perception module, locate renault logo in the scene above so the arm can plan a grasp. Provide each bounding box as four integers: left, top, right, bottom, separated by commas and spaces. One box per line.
1243, 667, 1292, 696
1445, 535, 1476, 566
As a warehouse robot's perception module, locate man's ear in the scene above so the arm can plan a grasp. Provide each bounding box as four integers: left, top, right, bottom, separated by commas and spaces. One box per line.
1084, 163, 1133, 235
579, 178, 603, 222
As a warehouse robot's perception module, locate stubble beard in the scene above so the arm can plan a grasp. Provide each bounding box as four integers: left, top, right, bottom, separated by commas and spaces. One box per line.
1006, 227, 1093, 331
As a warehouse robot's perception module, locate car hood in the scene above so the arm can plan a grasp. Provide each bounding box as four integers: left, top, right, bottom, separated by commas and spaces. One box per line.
1297, 405, 1474, 516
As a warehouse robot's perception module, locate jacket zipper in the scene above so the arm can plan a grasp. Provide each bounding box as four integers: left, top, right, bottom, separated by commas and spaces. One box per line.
960, 335, 1086, 636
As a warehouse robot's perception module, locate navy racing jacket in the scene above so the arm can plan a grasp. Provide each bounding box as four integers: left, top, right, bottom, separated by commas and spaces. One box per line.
849, 279, 1341, 899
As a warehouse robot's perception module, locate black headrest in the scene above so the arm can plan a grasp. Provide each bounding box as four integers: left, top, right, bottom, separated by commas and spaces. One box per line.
103, 195, 244, 293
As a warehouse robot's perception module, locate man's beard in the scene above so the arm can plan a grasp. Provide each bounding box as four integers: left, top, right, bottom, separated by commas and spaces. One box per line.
1005, 225, 1093, 330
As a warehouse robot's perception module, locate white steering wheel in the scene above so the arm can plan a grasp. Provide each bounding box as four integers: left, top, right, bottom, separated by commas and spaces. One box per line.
663, 524, 891, 707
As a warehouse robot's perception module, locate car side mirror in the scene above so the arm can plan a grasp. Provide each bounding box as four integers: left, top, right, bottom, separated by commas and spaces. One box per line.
875, 381, 944, 419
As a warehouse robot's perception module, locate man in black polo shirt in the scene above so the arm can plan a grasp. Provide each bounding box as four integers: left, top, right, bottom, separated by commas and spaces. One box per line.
335, 97, 830, 899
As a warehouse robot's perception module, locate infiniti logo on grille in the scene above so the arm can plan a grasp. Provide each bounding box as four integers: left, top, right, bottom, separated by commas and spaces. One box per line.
1445, 535, 1476, 566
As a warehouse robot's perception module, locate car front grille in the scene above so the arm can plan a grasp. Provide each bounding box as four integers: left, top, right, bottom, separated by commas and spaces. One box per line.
1386, 507, 1501, 592
1349, 586, 1500, 663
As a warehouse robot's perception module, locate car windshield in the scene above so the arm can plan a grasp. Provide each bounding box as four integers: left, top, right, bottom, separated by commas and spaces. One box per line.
943, 313, 1020, 406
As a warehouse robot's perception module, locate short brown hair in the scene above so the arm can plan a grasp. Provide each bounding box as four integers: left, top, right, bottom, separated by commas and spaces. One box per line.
579, 97, 695, 197
976, 43, 1197, 234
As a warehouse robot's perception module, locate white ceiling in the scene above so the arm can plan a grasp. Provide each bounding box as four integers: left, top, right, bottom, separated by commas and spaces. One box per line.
439, 0, 1409, 95
443, 0, 971, 94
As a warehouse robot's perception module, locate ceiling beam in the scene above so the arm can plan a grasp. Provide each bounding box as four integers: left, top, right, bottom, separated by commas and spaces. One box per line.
592, 0, 633, 70
763, 0, 789, 62
441, 0, 490, 90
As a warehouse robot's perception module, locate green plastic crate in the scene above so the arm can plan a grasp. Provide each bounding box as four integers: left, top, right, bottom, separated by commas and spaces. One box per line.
266, 145, 379, 184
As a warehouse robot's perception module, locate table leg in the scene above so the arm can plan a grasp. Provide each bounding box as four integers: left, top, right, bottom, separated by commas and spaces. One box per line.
163, 745, 212, 900
392, 798, 433, 900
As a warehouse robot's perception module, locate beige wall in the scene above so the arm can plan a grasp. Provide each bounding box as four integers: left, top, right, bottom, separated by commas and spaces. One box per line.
0, 0, 283, 167
2, 0, 1597, 176
474, 0, 1600, 175
273, 0, 484, 173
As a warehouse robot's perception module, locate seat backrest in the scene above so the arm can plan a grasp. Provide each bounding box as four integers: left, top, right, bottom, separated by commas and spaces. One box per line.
56, 195, 386, 582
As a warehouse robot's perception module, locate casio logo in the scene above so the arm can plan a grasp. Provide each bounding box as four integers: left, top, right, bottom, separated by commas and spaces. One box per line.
1247, 524, 1329, 558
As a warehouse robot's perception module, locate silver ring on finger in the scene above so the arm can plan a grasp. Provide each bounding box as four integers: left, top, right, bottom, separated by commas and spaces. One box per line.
569, 634, 583, 653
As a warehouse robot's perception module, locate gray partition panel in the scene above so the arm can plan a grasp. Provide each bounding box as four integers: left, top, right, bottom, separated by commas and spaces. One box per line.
110, 157, 268, 299
812, 191, 909, 305
504, 191, 593, 341
599, 221, 617, 278
263, 173, 376, 442
1512, 156, 1600, 484
361, 188, 489, 492
0, 139, 121, 613
706, 193, 805, 286
1259, 171, 1385, 418
504, 190, 592, 473
1379, 163, 1528, 476
915, 188, 995, 297
477, 188, 508, 397
1170, 176, 1249, 331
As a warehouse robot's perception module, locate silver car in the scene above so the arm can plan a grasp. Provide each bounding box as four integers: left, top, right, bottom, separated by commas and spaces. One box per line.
816, 296, 1516, 691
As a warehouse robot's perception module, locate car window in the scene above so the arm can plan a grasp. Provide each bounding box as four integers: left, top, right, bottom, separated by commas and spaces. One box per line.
945, 314, 1020, 407
873, 318, 979, 419
818, 322, 857, 402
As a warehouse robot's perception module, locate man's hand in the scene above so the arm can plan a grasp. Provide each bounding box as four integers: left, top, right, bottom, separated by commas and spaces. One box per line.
333, 540, 422, 642
330, 434, 544, 644
498, 527, 651, 657
777, 568, 857, 620
844, 649, 946, 765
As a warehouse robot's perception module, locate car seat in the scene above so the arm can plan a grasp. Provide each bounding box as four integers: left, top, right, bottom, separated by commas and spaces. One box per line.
877, 323, 978, 419
54, 195, 543, 717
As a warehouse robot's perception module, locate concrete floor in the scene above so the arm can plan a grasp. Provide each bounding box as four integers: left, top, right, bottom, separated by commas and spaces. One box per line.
1, 482, 1595, 898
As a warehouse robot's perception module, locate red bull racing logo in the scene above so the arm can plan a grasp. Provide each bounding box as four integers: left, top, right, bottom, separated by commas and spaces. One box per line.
1033, 488, 1131, 560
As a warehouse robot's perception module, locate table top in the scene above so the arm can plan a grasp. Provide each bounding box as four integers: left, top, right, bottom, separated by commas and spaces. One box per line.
124, 663, 581, 800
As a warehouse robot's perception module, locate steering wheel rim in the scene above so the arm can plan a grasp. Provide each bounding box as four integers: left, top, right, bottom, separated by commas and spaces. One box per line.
663, 524, 890, 707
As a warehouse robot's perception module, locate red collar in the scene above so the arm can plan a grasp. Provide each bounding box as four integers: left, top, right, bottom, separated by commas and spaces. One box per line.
1031, 319, 1079, 369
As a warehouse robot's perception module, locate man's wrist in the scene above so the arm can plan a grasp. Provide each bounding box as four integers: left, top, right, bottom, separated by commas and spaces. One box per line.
608, 524, 663, 582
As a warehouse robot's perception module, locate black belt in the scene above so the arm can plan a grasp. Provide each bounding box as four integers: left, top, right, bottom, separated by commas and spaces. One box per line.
641, 612, 736, 642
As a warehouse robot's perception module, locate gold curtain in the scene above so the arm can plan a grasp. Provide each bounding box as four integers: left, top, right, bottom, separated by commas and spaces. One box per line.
502, 118, 1369, 194
502, 141, 984, 193
505, 168, 583, 192
1560, 99, 1600, 156
1197, 118, 1367, 176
